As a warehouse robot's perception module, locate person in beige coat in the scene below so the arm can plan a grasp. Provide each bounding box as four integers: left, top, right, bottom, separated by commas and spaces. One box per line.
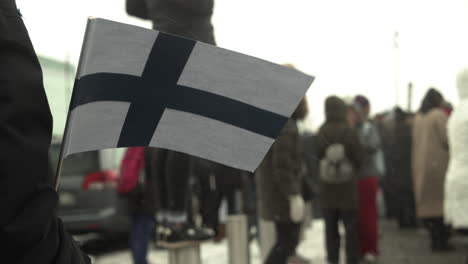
412, 88, 452, 252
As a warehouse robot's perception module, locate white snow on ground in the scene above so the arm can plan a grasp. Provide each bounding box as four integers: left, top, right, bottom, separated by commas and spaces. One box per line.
91, 220, 329, 264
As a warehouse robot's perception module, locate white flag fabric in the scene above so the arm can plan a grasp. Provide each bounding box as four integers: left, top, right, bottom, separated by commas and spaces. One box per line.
63, 18, 314, 172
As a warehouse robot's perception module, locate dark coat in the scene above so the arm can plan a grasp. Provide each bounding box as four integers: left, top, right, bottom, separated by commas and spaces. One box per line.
127, 0, 216, 44
317, 97, 363, 210
300, 133, 319, 201
145, 148, 192, 210
0, 1, 90, 263
256, 119, 303, 222
191, 157, 243, 192
125, 148, 161, 216
386, 111, 414, 202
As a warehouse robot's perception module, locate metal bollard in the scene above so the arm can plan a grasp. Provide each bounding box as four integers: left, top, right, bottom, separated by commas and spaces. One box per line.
168, 245, 202, 264
227, 214, 250, 264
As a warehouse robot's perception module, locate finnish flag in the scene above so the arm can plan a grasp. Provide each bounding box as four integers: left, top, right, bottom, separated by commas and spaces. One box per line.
63, 18, 314, 172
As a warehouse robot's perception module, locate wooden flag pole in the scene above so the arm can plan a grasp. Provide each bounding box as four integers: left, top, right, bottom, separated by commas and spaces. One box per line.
54, 17, 94, 191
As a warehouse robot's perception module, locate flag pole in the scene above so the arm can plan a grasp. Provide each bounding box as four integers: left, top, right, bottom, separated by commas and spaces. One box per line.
54, 17, 94, 191
54, 113, 72, 191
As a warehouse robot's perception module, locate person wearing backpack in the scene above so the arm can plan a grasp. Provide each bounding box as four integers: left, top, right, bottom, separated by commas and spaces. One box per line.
317, 96, 364, 264
118, 147, 158, 264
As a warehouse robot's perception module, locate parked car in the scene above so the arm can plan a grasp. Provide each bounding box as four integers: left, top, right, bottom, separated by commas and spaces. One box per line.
50, 139, 130, 236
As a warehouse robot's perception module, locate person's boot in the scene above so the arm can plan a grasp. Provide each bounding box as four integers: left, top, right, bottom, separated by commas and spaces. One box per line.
213, 223, 226, 242
431, 223, 455, 252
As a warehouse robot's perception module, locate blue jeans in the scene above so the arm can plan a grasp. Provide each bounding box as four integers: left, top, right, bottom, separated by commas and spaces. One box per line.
130, 214, 155, 264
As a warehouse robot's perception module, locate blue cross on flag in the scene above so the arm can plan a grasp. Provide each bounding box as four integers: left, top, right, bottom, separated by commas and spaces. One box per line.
62, 18, 314, 172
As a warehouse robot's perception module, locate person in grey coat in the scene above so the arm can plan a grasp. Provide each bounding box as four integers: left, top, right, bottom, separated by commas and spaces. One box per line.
352, 95, 382, 261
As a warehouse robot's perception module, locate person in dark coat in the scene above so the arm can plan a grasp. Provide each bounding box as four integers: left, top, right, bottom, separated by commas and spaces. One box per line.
191, 158, 243, 241
148, 148, 198, 241
317, 96, 363, 264
126, 0, 217, 242
127, 0, 216, 45
385, 108, 418, 228
300, 132, 319, 205
0, 1, 90, 263
256, 98, 308, 264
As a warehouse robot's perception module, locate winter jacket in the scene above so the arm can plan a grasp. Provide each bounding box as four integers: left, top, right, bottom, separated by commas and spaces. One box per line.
387, 111, 414, 197
412, 108, 449, 218
316, 97, 363, 210
355, 120, 383, 179
127, 0, 216, 44
445, 86, 468, 227
378, 109, 416, 214
256, 119, 303, 222
0, 1, 90, 263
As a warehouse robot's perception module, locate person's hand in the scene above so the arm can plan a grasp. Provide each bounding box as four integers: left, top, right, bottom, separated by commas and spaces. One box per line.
289, 195, 305, 223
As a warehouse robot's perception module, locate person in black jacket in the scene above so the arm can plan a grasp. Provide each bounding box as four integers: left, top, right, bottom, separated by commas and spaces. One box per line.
126, 0, 218, 242
126, 0, 215, 44
0, 1, 90, 263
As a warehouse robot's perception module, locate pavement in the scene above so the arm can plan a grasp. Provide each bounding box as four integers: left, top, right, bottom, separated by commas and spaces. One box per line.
82, 218, 468, 264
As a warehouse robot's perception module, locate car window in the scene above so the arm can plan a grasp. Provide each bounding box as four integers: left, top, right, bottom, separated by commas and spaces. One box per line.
50, 144, 100, 176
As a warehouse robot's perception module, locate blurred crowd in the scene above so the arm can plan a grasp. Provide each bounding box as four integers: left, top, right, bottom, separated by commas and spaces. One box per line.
117, 1, 468, 264
121, 75, 468, 264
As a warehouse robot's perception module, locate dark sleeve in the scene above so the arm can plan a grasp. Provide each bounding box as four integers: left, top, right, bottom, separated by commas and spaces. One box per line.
271, 121, 301, 197
345, 128, 364, 170
316, 127, 327, 160
162, 0, 214, 16
0, 3, 90, 263
126, 0, 149, 19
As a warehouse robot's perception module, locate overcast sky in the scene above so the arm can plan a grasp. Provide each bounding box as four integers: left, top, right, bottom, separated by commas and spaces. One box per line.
17, 0, 468, 129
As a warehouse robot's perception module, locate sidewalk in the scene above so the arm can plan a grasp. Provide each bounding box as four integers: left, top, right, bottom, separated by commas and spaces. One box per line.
90, 219, 468, 264
374, 220, 467, 264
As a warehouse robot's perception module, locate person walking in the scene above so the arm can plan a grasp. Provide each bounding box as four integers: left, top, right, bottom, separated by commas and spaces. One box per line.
445, 69, 468, 232
412, 88, 452, 252
317, 96, 363, 264
256, 99, 308, 264
352, 95, 382, 262
0, 0, 90, 263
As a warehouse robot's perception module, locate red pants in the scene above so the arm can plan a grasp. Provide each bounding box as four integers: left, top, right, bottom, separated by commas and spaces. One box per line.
357, 176, 379, 256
